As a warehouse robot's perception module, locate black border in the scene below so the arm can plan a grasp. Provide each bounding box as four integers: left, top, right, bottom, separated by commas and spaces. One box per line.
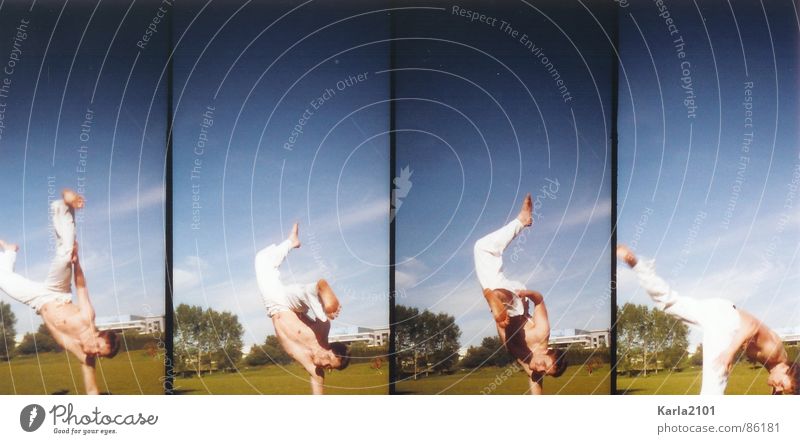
388, 4, 398, 396
164, 6, 174, 395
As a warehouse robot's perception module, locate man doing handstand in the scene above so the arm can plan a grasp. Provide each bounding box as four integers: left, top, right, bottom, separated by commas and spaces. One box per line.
255, 223, 350, 395
0, 190, 119, 395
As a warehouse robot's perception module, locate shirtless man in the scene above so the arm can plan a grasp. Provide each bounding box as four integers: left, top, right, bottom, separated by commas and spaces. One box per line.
0, 190, 119, 395
473, 194, 568, 394
617, 244, 798, 395
255, 223, 350, 395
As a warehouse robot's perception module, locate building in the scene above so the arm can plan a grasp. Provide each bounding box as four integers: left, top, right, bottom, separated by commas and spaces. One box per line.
328, 325, 389, 347
778, 328, 800, 346
549, 328, 609, 349
95, 314, 165, 334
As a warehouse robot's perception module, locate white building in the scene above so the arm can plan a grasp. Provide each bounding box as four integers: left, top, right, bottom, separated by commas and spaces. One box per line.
549, 328, 609, 349
95, 314, 165, 334
329, 325, 389, 347
777, 328, 800, 346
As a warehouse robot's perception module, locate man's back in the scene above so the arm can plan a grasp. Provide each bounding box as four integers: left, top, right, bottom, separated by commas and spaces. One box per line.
739, 309, 787, 368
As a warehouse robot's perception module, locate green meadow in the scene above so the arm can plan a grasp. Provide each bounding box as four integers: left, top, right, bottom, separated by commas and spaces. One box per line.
0, 351, 165, 395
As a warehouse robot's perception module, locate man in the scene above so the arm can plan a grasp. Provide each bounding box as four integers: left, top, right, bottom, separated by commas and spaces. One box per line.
0, 190, 119, 395
473, 194, 567, 394
255, 223, 350, 395
617, 244, 798, 395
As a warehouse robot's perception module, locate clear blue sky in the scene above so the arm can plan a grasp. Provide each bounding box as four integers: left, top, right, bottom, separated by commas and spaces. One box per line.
617, 0, 800, 349
172, 0, 390, 349
394, 1, 614, 349
0, 0, 167, 336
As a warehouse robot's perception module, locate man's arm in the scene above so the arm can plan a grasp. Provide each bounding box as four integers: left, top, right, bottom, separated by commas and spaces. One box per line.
73, 258, 95, 323
81, 357, 100, 395
529, 293, 550, 338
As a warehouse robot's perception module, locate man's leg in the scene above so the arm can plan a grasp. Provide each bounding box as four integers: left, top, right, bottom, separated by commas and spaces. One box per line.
0, 240, 18, 272
625, 248, 731, 394
474, 195, 531, 321
0, 244, 49, 309
43, 199, 76, 294
699, 331, 730, 395
631, 257, 706, 327
473, 194, 532, 285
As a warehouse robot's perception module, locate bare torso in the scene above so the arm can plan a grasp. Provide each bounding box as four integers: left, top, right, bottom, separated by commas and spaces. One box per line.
39, 301, 94, 363
504, 299, 550, 362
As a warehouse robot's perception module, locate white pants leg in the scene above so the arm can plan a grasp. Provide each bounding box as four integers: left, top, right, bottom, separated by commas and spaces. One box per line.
473, 219, 526, 317
0, 250, 56, 313
255, 240, 326, 321
43, 200, 75, 294
633, 259, 740, 395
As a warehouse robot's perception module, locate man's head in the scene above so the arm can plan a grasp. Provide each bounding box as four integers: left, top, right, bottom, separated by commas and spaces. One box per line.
329, 342, 351, 371
768, 362, 798, 395
530, 348, 568, 377
96, 330, 120, 359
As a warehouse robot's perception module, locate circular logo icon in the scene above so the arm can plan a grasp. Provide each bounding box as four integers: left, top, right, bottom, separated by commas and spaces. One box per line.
20, 404, 45, 432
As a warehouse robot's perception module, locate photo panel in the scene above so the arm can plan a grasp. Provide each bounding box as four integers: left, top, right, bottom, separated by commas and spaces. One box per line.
392, 0, 615, 395
616, 0, 799, 395
0, 0, 168, 394
172, 0, 390, 394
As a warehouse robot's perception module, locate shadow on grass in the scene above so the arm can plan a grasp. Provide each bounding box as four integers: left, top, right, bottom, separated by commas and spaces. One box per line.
51, 389, 70, 395
172, 388, 198, 395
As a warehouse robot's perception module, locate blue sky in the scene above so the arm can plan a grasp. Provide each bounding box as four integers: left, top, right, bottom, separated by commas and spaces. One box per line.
172, 0, 390, 349
0, 0, 167, 337
394, 1, 614, 350
617, 0, 800, 349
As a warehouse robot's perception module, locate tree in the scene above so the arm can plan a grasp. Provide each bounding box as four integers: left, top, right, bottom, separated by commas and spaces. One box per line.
394, 305, 461, 376
245, 335, 292, 366
174, 304, 244, 375
0, 301, 16, 361
206, 310, 244, 370
16, 324, 62, 355
617, 303, 690, 375
690, 345, 703, 366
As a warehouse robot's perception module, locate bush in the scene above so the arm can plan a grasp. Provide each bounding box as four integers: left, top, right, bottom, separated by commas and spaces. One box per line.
118, 332, 164, 352
16, 325, 62, 354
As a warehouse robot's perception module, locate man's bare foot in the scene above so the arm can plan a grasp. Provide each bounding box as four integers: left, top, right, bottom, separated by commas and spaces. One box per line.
0, 240, 19, 252
317, 279, 341, 320
484, 289, 511, 328
62, 189, 85, 210
517, 193, 533, 227
616, 244, 637, 268
289, 223, 301, 249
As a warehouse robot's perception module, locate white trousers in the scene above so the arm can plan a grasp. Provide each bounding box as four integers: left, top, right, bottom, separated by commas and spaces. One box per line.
633, 259, 741, 395
473, 219, 526, 317
255, 239, 326, 321
0, 200, 75, 313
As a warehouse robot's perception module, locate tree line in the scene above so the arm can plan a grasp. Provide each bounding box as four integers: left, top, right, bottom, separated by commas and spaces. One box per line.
174, 303, 390, 376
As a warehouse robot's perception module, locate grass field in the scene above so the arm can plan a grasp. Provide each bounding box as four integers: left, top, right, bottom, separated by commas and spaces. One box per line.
395, 364, 611, 394
617, 362, 774, 395
174, 362, 388, 394
0, 351, 165, 395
